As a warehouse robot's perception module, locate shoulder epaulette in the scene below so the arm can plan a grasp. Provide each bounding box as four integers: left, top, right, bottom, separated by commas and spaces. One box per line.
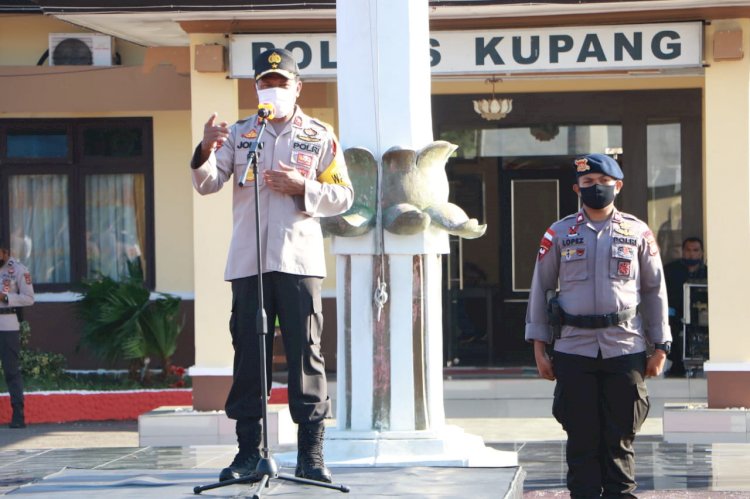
620, 212, 641, 222
310, 118, 333, 132
560, 213, 577, 221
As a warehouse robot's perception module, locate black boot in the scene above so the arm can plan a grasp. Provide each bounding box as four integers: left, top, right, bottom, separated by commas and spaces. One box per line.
295, 421, 332, 483
9, 406, 25, 429
219, 418, 262, 482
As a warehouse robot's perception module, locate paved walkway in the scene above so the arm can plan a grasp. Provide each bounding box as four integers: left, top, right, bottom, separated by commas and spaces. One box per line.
1, 416, 749, 497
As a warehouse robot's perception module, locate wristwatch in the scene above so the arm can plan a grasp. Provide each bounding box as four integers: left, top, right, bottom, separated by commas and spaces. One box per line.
654, 342, 672, 354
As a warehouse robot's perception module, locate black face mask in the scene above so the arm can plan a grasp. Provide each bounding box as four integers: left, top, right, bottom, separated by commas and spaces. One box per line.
580, 184, 616, 210
682, 258, 702, 266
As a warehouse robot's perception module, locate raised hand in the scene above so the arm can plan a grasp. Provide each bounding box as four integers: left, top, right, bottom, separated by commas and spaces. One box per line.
201, 112, 230, 157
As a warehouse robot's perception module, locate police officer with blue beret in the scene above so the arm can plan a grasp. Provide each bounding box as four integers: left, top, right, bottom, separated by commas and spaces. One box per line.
526, 153, 671, 498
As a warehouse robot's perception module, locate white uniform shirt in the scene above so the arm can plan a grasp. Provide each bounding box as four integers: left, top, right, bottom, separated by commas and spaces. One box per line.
191, 106, 354, 280
0, 257, 35, 331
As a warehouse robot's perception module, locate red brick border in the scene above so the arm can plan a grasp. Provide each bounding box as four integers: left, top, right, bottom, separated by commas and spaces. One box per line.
0, 388, 288, 424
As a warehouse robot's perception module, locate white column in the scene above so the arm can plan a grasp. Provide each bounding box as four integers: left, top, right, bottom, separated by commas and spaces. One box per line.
336, 0, 433, 153
349, 254, 375, 430
188, 34, 237, 410
388, 255, 416, 431
703, 20, 750, 406
424, 253, 446, 429
287, 0, 517, 467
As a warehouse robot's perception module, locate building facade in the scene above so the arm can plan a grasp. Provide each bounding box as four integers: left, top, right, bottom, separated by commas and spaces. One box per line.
1, 0, 748, 409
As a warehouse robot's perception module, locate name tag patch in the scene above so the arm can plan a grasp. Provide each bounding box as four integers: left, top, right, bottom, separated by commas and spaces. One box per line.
562, 237, 585, 247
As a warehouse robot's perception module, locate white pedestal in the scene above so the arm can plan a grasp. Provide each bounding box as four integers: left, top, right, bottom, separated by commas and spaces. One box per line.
663, 402, 750, 444
275, 425, 517, 468
138, 405, 296, 447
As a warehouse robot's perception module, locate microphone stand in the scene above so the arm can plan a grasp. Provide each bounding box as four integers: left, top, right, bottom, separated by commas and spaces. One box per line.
193, 114, 350, 497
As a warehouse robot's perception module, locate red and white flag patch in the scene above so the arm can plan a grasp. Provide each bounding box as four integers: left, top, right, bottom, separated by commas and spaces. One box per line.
538, 228, 555, 260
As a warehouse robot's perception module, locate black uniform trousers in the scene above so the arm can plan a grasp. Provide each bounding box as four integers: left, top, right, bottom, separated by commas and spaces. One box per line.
0, 330, 24, 411
553, 351, 649, 499
225, 272, 330, 424
667, 318, 685, 376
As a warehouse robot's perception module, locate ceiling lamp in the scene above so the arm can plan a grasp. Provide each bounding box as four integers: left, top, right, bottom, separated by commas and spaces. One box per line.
473, 77, 513, 121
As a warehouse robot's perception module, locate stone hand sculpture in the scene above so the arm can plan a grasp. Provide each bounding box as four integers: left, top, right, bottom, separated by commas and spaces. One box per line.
320, 147, 377, 237
321, 141, 486, 240
382, 141, 486, 239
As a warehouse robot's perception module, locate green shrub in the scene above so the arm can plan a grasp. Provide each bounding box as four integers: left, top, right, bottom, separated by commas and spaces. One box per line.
76, 260, 184, 385
19, 320, 67, 382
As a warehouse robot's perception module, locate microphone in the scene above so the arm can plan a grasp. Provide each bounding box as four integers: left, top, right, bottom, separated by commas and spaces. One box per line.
258, 103, 275, 120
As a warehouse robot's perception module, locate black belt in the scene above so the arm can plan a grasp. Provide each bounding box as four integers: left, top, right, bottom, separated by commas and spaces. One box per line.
562, 307, 637, 329
0, 308, 18, 315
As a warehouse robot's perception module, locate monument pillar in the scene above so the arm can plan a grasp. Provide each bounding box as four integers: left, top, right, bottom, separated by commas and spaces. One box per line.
316, 0, 515, 466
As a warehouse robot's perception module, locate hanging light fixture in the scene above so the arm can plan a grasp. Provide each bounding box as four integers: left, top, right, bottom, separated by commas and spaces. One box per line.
473, 77, 513, 121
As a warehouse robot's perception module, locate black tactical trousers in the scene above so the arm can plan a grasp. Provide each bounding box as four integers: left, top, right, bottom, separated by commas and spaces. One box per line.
552, 351, 649, 499
225, 272, 330, 424
667, 318, 685, 376
0, 331, 24, 410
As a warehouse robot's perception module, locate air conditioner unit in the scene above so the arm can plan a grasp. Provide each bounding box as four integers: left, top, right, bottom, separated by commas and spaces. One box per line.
49, 33, 114, 66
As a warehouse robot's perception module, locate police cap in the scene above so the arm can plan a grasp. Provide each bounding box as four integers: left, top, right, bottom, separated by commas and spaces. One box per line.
574, 153, 623, 180
254, 48, 299, 81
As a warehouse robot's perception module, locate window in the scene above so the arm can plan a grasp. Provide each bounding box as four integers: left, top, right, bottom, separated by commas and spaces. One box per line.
646, 122, 682, 265
7, 129, 69, 159
440, 124, 622, 160
0, 119, 154, 290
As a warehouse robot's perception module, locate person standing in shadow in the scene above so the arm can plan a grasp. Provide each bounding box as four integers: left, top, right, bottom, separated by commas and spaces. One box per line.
663, 237, 707, 377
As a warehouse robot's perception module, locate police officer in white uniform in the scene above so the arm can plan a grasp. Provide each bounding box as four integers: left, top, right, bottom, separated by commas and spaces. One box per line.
191, 48, 353, 484
0, 239, 35, 429
526, 154, 671, 498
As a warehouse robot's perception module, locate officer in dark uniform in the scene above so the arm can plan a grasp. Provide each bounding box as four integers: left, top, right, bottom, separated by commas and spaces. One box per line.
526, 154, 671, 498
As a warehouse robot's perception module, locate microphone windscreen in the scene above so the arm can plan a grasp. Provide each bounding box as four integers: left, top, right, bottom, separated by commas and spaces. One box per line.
258, 103, 275, 120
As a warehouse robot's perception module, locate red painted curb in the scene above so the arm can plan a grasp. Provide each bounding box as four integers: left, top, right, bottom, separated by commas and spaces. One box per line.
0, 387, 288, 424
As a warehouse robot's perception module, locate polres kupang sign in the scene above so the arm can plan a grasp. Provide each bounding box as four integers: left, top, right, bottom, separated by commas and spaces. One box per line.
229, 22, 703, 79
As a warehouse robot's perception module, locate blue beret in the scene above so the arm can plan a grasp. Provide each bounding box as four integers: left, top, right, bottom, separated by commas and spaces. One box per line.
574, 153, 623, 180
